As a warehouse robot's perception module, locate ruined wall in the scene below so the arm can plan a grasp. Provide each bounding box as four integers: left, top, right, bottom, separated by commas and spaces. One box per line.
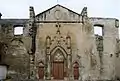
90, 17, 119, 80
0, 19, 32, 80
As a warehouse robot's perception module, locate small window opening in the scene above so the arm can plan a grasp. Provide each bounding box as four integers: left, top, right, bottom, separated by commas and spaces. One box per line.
94, 25, 103, 36
115, 19, 119, 28
14, 26, 23, 35
116, 53, 119, 58
110, 54, 113, 57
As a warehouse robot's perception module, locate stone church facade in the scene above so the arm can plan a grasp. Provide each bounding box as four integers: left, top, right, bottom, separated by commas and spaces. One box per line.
0, 4, 120, 81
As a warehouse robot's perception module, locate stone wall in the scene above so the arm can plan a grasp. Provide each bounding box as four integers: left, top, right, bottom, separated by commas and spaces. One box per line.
0, 5, 119, 81
0, 19, 32, 80
90, 18, 119, 80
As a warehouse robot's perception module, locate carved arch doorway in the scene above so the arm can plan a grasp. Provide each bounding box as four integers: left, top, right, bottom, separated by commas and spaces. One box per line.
52, 49, 65, 80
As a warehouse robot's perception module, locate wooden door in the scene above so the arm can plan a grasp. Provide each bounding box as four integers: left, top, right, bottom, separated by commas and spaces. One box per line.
59, 62, 64, 79
74, 62, 79, 80
53, 62, 58, 79
38, 66, 44, 79
53, 62, 64, 79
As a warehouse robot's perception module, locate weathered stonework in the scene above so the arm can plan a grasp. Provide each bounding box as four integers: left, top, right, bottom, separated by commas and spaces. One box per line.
0, 4, 119, 81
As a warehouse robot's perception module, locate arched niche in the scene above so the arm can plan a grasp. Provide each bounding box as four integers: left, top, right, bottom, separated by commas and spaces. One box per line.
38, 61, 44, 79
73, 61, 79, 80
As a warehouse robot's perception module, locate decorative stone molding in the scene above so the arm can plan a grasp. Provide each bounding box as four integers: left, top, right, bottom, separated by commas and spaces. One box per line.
54, 10, 62, 20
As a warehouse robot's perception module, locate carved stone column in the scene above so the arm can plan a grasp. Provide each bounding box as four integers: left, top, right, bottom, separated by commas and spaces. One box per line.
29, 54, 35, 79
45, 54, 51, 80
45, 36, 51, 80
66, 35, 73, 80
29, 6, 36, 79
67, 54, 72, 80
95, 35, 103, 76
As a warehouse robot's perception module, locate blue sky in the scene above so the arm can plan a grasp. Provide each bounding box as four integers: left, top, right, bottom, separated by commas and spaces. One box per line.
0, 0, 120, 35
